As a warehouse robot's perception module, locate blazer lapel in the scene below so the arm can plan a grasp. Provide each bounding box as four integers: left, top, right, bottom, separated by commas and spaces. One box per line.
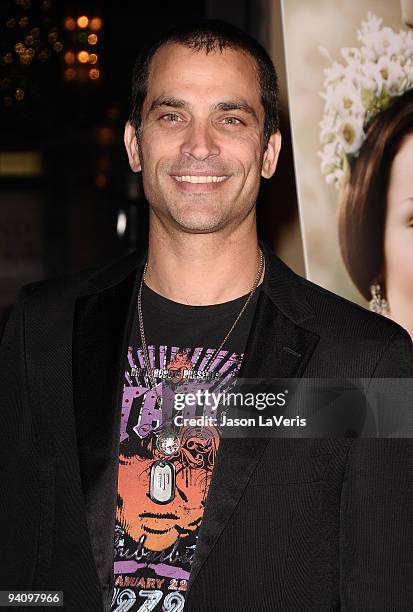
71, 242, 320, 604
72, 252, 145, 593
186, 248, 320, 596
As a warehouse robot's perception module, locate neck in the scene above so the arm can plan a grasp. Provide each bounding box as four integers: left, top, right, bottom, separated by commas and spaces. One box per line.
144, 216, 263, 306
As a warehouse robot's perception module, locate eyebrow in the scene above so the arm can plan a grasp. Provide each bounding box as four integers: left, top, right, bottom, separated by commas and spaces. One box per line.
148, 96, 259, 121
148, 96, 187, 113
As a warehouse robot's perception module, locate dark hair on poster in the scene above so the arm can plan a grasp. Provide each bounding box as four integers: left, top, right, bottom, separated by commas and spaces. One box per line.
338, 89, 413, 300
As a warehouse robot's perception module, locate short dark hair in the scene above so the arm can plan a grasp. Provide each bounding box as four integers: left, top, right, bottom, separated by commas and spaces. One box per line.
338, 89, 413, 300
129, 19, 279, 145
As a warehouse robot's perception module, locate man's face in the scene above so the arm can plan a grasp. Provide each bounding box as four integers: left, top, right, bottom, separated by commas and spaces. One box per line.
125, 43, 280, 234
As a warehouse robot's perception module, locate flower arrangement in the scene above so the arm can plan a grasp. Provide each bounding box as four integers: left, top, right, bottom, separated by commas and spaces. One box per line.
319, 13, 413, 188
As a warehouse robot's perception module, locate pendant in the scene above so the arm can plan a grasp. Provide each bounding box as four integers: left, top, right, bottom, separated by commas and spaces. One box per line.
149, 459, 176, 504
156, 429, 181, 455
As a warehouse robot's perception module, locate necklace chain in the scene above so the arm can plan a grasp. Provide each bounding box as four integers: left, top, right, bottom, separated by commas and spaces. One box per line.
137, 249, 264, 413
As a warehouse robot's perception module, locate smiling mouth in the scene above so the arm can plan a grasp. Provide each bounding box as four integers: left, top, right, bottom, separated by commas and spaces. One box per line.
172, 175, 228, 183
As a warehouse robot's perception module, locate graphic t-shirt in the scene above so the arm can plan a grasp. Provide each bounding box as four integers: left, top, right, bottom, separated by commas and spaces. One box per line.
111, 281, 260, 611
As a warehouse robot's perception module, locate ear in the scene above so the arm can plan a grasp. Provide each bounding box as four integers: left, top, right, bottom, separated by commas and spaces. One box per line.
261, 131, 282, 179
124, 121, 142, 172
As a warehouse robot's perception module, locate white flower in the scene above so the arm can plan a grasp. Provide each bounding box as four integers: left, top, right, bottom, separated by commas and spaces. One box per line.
337, 118, 365, 154
324, 61, 347, 83
330, 80, 364, 116
362, 27, 402, 58
341, 47, 362, 66
358, 12, 382, 37
377, 56, 406, 93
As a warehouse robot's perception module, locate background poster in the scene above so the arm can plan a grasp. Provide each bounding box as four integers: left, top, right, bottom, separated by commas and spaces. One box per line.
282, 0, 411, 310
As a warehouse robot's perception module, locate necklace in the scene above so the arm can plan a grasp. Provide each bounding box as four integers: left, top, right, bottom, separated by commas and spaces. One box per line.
137, 249, 264, 504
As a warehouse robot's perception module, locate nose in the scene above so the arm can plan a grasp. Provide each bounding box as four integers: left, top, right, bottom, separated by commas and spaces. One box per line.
180, 120, 220, 161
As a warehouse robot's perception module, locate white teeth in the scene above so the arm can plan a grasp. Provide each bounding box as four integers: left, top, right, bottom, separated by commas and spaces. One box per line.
173, 175, 227, 183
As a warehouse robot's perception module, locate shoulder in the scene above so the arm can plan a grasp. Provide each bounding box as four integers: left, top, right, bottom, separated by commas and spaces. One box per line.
297, 273, 407, 342
18, 265, 99, 307
17, 248, 144, 310
287, 272, 412, 377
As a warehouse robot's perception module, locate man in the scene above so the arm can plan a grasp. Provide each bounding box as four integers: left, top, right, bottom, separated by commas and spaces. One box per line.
1, 19, 412, 612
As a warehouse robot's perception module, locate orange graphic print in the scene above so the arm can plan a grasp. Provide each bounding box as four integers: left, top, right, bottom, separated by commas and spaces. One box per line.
166, 351, 193, 383
116, 426, 219, 551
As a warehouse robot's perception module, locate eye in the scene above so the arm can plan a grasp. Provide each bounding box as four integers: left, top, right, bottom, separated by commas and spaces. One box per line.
160, 113, 182, 122
222, 116, 242, 125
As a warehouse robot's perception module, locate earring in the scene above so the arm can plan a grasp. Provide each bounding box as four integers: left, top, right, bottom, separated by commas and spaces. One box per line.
369, 283, 389, 315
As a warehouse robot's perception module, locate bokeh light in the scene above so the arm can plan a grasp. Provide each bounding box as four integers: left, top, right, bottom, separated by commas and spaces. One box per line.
89, 17, 103, 31
64, 51, 75, 64
96, 174, 107, 188
89, 68, 100, 80
77, 16, 89, 29
77, 50, 90, 63
64, 68, 76, 80
64, 17, 76, 31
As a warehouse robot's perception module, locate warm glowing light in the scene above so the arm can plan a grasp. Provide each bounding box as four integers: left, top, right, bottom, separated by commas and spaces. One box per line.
88, 34, 98, 45
64, 68, 76, 80
77, 51, 90, 63
77, 16, 89, 29
89, 17, 102, 31
64, 51, 75, 64
89, 68, 100, 80
89, 53, 98, 65
96, 174, 107, 188
64, 17, 76, 31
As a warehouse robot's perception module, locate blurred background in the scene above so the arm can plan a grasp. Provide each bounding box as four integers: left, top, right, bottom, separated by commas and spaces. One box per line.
0, 0, 304, 335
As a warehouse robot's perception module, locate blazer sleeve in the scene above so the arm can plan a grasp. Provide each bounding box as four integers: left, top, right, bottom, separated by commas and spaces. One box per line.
339, 329, 413, 611
0, 290, 40, 586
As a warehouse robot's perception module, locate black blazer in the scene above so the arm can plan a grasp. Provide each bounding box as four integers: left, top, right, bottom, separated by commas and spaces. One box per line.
1, 243, 412, 611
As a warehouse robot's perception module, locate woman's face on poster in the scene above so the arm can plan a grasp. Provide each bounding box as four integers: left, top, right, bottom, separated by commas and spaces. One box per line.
384, 133, 413, 336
